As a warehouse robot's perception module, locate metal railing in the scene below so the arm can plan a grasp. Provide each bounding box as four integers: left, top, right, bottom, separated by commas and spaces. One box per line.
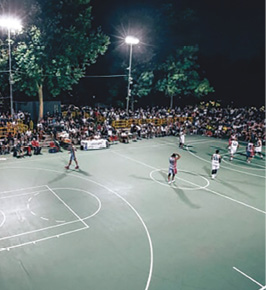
0, 120, 28, 139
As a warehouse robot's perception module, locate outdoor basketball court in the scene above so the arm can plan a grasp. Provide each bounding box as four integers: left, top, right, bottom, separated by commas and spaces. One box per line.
0, 135, 265, 290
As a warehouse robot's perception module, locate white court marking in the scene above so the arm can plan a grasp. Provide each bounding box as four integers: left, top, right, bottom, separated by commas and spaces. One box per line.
233, 266, 265, 288
0, 186, 102, 251
112, 151, 266, 215
222, 154, 266, 170
158, 139, 266, 174
150, 168, 210, 190
0, 167, 153, 290
183, 142, 266, 179
27, 187, 101, 224
0, 210, 6, 228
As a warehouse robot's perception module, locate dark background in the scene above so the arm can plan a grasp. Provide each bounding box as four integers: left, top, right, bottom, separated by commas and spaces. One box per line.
74, 0, 265, 108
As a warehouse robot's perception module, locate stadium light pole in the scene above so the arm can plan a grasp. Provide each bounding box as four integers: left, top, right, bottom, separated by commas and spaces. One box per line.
0, 16, 22, 118
125, 36, 139, 113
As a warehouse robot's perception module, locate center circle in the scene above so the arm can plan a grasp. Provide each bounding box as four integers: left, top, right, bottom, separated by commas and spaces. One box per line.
150, 169, 210, 190
0, 210, 6, 228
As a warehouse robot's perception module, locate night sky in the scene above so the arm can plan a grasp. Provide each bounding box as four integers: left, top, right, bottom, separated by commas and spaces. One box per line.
80, 0, 265, 107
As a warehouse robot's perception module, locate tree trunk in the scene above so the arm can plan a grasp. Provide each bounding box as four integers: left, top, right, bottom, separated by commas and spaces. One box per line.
170, 95, 173, 109
38, 84, 43, 121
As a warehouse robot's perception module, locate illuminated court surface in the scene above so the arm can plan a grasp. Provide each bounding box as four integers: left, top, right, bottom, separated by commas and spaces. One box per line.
0, 135, 265, 290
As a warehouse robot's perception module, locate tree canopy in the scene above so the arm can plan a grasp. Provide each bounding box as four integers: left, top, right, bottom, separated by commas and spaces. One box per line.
0, 0, 110, 119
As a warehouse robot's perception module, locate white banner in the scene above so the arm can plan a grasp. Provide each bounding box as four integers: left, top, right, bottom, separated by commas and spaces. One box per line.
81, 139, 109, 150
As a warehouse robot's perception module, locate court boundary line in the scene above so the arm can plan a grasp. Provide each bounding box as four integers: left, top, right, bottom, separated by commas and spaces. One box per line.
1, 226, 88, 252
0, 187, 96, 241
155, 139, 266, 177
184, 143, 266, 179
233, 266, 264, 288
0, 188, 48, 200
112, 151, 266, 215
0, 210, 6, 228
0, 166, 154, 290
0, 184, 47, 195
222, 154, 265, 170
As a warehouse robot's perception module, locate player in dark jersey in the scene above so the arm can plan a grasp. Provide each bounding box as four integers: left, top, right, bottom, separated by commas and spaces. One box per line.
65, 141, 79, 170
246, 139, 254, 163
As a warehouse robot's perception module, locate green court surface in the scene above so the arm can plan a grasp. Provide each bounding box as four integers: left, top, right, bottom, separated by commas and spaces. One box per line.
0, 135, 265, 290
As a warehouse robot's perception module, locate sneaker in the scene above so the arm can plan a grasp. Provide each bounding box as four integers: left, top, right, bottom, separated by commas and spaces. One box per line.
75, 166, 79, 169
171, 179, 175, 183
168, 180, 171, 184
65, 166, 69, 169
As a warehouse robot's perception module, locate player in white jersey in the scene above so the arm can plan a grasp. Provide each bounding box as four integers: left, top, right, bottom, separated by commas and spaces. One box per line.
211, 149, 221, 179
168, 153, 181, 184
254, 137, 263, 159
179, 130, 185, 149
229, 138, 239, 161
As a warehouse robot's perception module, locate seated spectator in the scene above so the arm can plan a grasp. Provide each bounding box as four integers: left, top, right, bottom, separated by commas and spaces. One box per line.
13, 140, 24, 158
119, 129, 129, 143
31, 138, 42, 155
0, 137, 10, 155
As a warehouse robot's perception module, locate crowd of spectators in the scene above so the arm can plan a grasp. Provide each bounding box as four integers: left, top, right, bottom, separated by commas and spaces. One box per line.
0, 103, 265, 157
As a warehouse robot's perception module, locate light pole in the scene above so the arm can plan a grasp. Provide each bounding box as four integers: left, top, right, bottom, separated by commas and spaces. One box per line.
0, 17, 22, 118
125, 36, 139, 113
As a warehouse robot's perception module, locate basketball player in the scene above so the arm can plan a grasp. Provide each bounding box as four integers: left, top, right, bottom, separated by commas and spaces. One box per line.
65, 141, 79, 170
246, 139, 254, 163
229, 137, 239, 161
179, 130, 185, 149
254, 137, 263, 159
168, 153, 181, 184
211, 149, 221, 179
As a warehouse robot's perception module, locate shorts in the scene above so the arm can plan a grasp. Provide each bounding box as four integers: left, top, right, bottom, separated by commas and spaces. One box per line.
70, 153, 75, 161
230, 148, 237, 155
168, 167, 177, 175
255, 147, 262, 153
211, 163, 220, 170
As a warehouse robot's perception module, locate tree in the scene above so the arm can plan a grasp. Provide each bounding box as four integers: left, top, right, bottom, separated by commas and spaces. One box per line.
155, 45, 214, 108
1, 0, 110, 120
131, 71, 154, 110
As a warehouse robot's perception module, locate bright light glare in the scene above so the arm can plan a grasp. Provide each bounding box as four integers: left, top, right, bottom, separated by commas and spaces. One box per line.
0, 16, 22, 31
125, 36, 139, 45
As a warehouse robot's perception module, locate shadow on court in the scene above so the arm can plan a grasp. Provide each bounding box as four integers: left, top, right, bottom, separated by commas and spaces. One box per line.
158, 169, 167, 181
215, 178, 254, 198
186, 149, 197, 153
171, 186, 201, 209
203, 165, 211, 176
49, 173, 67, 184
130, 174, 151, 181
74, 169, 91, 177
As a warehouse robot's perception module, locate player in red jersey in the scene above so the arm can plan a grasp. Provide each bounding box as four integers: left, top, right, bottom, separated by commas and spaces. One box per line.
168, 153, 181, 184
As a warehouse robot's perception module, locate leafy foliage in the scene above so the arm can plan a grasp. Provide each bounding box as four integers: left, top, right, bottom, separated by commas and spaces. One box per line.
0, 0, 110, 118
155, 45, 214, 107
